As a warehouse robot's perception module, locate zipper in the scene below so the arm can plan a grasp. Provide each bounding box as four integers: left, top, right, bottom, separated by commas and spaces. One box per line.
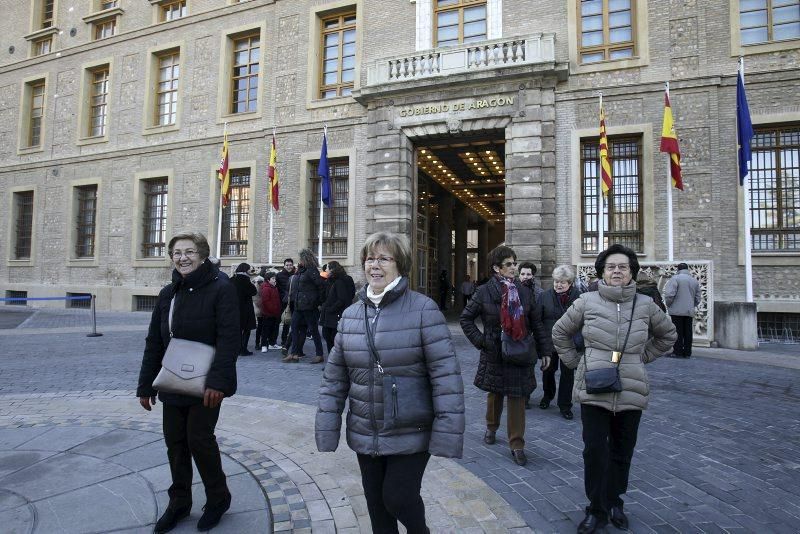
612, 302, 621, 413
367, 302, 380, 456
392, 380, 398, 420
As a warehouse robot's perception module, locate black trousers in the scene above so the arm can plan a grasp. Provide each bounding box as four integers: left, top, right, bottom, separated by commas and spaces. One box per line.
263, 317, 280, 346
671, 315, 693, 357
541, 356, 575, 410
279, 303, 291, 346
240, 329, 251, 353
255, 317, 265, 348
290, 309, 324, 357
580, 404, 642, 521
322, 326, 337, 354
162, 403, 229, 508
357, 452, 431, 534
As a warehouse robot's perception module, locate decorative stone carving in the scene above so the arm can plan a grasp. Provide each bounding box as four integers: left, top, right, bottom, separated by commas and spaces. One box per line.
275, 74, 296, 105
56, 70, 76, 96
447, 118, 462, 134
279, 15, 299, 40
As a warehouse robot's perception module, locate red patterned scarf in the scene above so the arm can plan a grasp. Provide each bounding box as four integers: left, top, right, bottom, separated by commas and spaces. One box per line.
498, 275, 527, 340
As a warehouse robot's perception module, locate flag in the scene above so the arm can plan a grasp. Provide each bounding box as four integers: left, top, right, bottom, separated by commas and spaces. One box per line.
319, 131, 332, 207
268, 134, 279, 211
599, 104, 612, 196
660, 91, 683, 190
218, 130, 231, 206
736, 68, 754, 186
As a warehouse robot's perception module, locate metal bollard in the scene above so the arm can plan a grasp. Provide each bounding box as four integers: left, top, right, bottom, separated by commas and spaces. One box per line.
87, 294, 103, 337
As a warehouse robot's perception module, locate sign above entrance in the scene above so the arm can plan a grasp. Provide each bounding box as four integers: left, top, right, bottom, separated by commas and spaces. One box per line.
398, 96, 515, 118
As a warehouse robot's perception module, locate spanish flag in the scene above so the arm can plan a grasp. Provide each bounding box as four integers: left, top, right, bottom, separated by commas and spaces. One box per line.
599, 103, 612, 196
268, 134, 279, 212
218, 129, 231, 206
660, 91, 684, 190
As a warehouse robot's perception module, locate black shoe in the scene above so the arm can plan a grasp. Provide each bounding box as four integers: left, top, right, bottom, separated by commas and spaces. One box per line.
539, 399, 550, 409
511, 449, 527, 466
153, 504, 191, 534
281, 346, 288, 356
560, 409, 574, 420
197, 494, 231, 531
483, 430, 496, 445
610, 506, 629, 530
577, 512, 607, 534
241, 350, 253, 356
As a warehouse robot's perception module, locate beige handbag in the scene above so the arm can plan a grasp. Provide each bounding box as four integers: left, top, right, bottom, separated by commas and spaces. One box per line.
152, 297, 215, 398
281, 276, 294, 325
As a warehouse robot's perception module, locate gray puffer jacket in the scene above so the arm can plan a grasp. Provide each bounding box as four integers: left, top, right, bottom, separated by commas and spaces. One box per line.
315, 277, 465, 458
551, 281, 676, 412
664, 269, 701, 317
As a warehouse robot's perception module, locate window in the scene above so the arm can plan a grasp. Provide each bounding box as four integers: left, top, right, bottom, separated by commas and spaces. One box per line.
142, 179, 168, 257
14, 191, 35, 259
100, 0, 118, 9
67, 292, 92, 309
749, 124, 800, 251
33, 36, 52, 56
434, 0, 487, 47
28, 81, 46, 148
75, 185, 98, 258
578, 0, 635, 64
42, 0, 54, 28
319, 12, 356, 99
580, 136, 643, 253
160, 0, 187, 22
220, 170, 250, 257
94, 17, 117, 40
5, 290, 27, 306
230, 33, 259, 114
134, 295, 159, 312
89, 67, 109, 137
155, 51, 179, 126
309, 159, 349, 257
740, 0, 800, 45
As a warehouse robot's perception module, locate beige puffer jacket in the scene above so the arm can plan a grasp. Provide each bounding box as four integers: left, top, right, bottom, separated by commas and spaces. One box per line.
552, 281, 676, 412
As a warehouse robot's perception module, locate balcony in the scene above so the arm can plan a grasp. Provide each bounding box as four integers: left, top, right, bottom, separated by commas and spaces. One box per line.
365, 33, 556, 88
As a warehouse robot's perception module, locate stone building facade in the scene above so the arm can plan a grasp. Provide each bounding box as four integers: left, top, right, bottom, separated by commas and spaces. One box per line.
1, 0, 798, 333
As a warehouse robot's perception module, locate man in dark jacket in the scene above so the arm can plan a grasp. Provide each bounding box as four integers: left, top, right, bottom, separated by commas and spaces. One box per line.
275, 258, 295, 350
319, 261, 355, 356
231, 263, 257, 356
285, 249, 326, 363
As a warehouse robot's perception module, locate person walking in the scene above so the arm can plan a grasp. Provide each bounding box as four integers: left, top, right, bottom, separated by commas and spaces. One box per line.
137, 232, 238, 533
664, 262, 701, 358
275, 258, 295, 352
259, 272, 282, 352
536, 265, 582, 420
231, 263, 257, 356
319, 261, 355, 357
285, 249, 325, 363
460, 274, 476, 307
552, 244, 676, 534
316, 231, 465, 533
460, 245, 552, 466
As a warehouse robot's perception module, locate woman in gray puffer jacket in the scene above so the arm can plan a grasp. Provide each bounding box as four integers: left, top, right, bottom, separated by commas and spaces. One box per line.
552, 244, 676, 534
316, 232, 465, 534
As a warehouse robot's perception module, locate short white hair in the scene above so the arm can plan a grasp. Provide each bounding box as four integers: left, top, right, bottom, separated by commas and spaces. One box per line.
552, 265, 575, 283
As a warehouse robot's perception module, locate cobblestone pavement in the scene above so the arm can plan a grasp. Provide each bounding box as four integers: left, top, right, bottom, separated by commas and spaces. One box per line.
0, 307, 799, 533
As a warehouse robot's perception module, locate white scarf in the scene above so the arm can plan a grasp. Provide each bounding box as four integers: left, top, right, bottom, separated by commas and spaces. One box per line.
367, 276, 402, 306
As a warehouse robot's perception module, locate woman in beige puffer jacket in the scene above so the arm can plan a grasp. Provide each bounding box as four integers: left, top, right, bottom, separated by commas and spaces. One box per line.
552, 244, 676, 534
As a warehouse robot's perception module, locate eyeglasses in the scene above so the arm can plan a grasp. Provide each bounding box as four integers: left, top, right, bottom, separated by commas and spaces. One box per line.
501, 261, 517, 268
171, 250, 198, 259
365, 256, 395, 266
604, 263, 630, 272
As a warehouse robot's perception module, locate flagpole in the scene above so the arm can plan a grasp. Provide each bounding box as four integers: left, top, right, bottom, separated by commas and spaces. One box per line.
318, 125, 327, 265
666, 82, 674, 262
268, 129, 275, 265
598, 93, 605, 254
216, 123, 227, 258
740, 57, 753, 303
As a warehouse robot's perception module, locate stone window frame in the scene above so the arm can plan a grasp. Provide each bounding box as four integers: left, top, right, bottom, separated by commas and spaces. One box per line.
432, 0, 488, 48
67, 178, 102, 266
216, 23, 265, 124
729, 0, 800, 57
132, 170, 174, 267
306, 0, 364, 111
30, 0, 56, 31
576, 0, 636, 65
77, 58, 113, 146
17, 74, 48, 155
416, 0, 501, 50
220, 168, 252, 259
298, 147, 358, 266
318, 10, 357, 100
570, 121, 655, 261
566, 0, 649, 75
738, 111, 800, 267
307, 158, 350, 258
149, 0, 188, 24
6, 186, 38, 267
82, 6, 123, 42
32, 35, 54, 57
143, 42, 183, 135
206, 159, 256, 264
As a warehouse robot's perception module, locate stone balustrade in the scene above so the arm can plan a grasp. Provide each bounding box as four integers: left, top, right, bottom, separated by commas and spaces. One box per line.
366, 33, 556, 86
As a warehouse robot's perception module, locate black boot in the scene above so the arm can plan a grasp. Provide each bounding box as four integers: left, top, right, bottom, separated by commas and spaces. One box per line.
610, 505, 629, 530
197, 493, 231, 531
577, 511, 607, 534
153, 504, 191, 533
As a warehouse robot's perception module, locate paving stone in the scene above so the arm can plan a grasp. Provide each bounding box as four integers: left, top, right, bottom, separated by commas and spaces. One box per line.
69, 428, 162, 459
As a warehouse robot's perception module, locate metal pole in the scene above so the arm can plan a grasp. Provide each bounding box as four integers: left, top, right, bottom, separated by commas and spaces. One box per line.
740, 57, 753, 303
86, 294, 103, 337
268, 203, 274, 265
666, 81, 674, 262
598, 93, 605, 254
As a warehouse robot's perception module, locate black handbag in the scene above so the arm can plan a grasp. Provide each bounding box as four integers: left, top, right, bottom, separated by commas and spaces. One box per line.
583, 294, 637, 394
500, 331, 536, 366
364, 305, 434, 431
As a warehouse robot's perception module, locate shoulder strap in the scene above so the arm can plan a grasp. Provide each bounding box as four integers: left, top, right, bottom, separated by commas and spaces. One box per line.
168, 296, 175, 338
582, 293, 637, 369
363, 304, 384, 374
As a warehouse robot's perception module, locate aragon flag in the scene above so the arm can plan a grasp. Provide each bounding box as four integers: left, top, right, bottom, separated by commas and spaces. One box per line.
218, 130, 231, 206
599, 104, 612, 196
268, 134, 279, 211
660, 92, 684, 190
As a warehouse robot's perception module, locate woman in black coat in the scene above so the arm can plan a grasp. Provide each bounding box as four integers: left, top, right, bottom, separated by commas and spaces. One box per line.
137, 232, 239, 532
285, 248, 326, 363
231, 262, 257, 355
460, 245, 553, 466
319, 261, 355, 357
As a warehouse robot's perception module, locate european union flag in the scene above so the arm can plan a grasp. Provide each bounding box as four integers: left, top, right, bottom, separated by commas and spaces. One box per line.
319, 132, 332, 207
736, 71, 754, 186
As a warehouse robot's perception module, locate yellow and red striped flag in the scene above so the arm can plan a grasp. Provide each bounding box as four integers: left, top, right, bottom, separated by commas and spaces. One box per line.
218, 129, 231, 206
599, 104, 612, 196
268, 133, 279, 211
660, 91, 683, 190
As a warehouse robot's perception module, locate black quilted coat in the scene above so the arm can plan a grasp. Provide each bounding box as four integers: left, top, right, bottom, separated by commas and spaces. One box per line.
460, 275, 553, 397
